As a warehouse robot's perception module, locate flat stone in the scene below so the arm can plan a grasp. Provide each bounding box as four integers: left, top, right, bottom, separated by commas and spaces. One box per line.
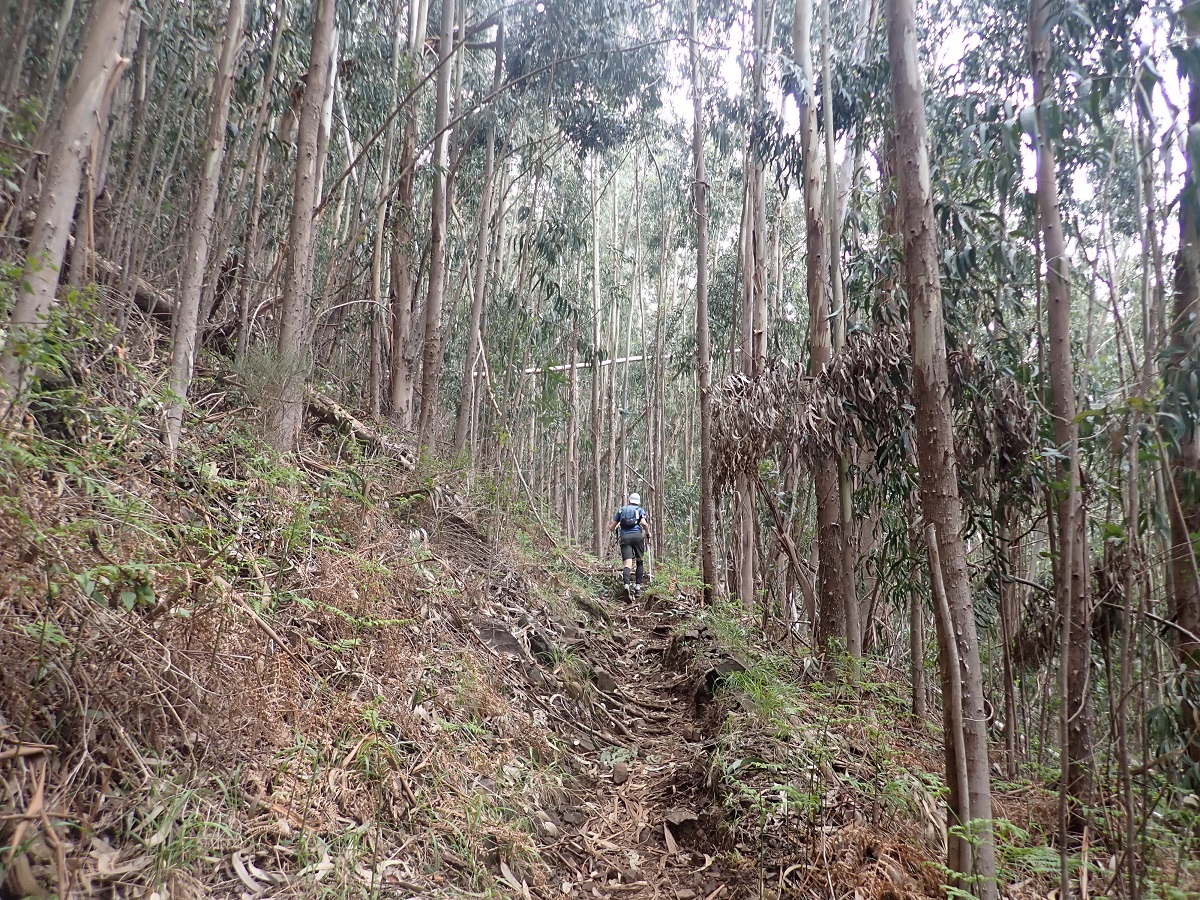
593, 668, 618, 694
664, 808, 698, 826
561, 809, 585, 826
474, 621, 528, 660
529, 630, 555, 664
612, 761, 630, 785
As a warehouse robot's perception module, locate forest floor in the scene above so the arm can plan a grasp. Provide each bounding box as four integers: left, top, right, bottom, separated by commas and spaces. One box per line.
0, 354, 1192, 899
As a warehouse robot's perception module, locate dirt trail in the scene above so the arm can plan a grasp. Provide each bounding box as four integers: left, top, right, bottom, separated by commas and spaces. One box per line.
541, 588, 750, 900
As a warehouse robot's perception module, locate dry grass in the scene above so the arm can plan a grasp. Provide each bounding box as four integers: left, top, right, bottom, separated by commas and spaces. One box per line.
0, 359, 596, 898
2, 350, 1195, 900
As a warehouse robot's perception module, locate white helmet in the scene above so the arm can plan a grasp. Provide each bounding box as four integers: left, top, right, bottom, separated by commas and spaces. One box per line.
628, 493, 641, 505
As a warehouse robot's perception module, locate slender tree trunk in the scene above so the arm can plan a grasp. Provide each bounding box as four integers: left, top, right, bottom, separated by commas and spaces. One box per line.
1029, 0, 1092, 814
269, 0, 337, 450
926, 524, 971, 878
452, 15, 503, 451
654, 247, 670, 560
910, 577, 925, 717
794, 0, 843, 648
202, 1, 285, 345
1168, 2, 1200, 669
999, 514, 1020, 778
820, 0, 861, 659
389, 156, 418, 425
235, 135, 269, 356
886, 0, 998, 893
590, 158, 605, 555
367, 0, 407, 420
688, 0, 717, 604
0, 0, 36, 121
164, 0, 245, 451
1, 0, 132, 402
38, 0, 78, 118
415, 0, 457, 449
566, 318, 580, 542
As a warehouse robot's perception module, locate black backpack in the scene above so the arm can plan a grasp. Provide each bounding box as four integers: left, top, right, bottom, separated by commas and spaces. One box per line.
618, 505, 641, 529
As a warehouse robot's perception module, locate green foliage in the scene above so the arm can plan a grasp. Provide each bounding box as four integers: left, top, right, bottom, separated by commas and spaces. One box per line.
74, 562, 157, 611
1148, 670, 1200, 795
505, 0, 664, 155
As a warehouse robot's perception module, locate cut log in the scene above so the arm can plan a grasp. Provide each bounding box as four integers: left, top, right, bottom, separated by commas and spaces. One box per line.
304, 388, 416, 469
66, 235, 176, 317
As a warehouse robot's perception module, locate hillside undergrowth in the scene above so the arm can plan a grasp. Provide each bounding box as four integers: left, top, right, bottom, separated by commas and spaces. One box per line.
0, 355, 1196, 899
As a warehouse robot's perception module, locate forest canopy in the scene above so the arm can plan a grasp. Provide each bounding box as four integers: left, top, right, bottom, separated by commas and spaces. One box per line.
1, 0, 1200, 897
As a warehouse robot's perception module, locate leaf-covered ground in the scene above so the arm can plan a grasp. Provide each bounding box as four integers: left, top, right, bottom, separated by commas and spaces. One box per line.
0, 362, 1193, 899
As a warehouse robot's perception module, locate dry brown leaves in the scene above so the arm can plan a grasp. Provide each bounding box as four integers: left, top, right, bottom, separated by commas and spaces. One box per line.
0, 385, 586, 898
711, 329, 1037, 491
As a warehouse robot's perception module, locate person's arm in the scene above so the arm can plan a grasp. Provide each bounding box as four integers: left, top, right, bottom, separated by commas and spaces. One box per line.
638, 514, 650, 538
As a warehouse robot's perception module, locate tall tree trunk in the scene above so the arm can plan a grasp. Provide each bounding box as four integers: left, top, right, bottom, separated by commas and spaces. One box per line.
0, 0, 36, 122
737, 0, 769, 606
369, 0, 407, 420
415, 0, 457, 449
688, 0, 717, 604
269, 0, 337, 450
885, 0, 998, 893
566, 318, 580, 542
453, 18, 504, 451
389, 134, 419, 426
1029, 0, 1092, 813
164, 0, 245, 451
821, 0, 861, 658
1168, 1, 1200, 670
1, 0, 132, 402
794, 0, 844, 648
591, 157, 605, 555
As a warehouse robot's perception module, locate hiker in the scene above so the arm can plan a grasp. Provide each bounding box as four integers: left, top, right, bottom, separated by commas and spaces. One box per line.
610, 492, 649, 594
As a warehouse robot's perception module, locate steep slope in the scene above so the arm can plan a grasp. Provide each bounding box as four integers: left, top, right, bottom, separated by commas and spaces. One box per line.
0, 360, 1083, 899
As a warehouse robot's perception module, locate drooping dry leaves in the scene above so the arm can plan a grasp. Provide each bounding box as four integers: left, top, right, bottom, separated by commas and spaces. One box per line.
711, 328, 1037, 491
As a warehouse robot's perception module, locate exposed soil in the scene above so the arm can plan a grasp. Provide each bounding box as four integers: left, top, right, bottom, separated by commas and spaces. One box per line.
534, 586, 753, 900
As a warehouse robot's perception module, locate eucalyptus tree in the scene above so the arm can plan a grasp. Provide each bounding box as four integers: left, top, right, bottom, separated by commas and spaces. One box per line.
1029, 0, 1093, 814
389, 0, 431, 428
821, 0, 861, 658
270, 0, 338, 451
1169, 1, 1200, 671
0, 0, 132, 402
452, 12, 504, 450
689, 0, 717, 604
165, 0, 245, 451
415, 0, 458, 450
886, 0, 998, 890
793, 0, 845, 650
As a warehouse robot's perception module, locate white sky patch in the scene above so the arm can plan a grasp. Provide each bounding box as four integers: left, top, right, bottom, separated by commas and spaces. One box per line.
654, 0, 1185, 278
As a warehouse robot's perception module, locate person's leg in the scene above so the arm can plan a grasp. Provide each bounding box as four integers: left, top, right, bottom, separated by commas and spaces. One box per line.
620, 539, 634, 584
634, 539, 645, 585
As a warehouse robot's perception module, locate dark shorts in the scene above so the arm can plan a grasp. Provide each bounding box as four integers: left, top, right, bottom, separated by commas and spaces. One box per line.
619, 532, 645, 562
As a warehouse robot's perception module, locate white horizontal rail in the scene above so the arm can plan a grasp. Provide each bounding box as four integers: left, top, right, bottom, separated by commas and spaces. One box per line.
523, 355, 645, 375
